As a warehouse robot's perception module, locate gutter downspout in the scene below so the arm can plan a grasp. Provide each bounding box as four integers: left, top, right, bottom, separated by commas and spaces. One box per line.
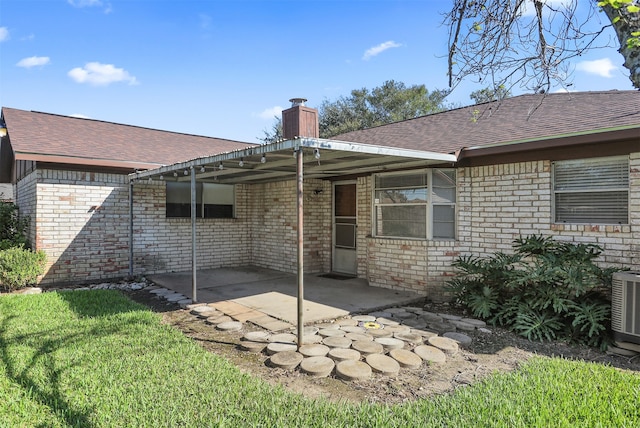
191, 166, 197, 302
296, 148, 304, 348
128, 181, 134, 278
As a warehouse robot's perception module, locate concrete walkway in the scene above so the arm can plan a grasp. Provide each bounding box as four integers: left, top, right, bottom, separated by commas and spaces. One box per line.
148, 266, 422, 326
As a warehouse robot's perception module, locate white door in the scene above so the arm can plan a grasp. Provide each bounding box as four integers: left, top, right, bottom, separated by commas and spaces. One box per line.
332, 181, 357, 275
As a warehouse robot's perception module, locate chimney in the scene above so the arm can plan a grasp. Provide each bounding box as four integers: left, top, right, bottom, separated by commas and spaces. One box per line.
282, 98, 319, 139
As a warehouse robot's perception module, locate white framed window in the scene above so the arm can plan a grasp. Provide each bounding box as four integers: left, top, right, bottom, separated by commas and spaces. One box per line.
553, 156, 628, 224
373, 169, 456, 239
166, 182, 234, 219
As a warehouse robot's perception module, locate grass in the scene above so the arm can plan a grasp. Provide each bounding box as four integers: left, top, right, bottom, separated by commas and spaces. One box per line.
1, 290, 639, 427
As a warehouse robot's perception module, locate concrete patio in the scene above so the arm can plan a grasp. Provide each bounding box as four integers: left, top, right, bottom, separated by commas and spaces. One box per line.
148, 266, 423, 326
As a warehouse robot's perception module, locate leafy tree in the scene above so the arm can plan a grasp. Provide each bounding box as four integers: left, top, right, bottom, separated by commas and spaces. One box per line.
469, 85, 511, 103
259, 80, 450, 142
445, 0, 640, 93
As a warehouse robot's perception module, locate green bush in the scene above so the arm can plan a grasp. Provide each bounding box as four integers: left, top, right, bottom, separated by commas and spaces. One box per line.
0, 246, 46, 291
446, 235, 621, 349
0, 201, 30, 250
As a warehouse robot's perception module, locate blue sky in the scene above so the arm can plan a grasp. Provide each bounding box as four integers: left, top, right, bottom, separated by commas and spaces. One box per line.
0, 0, 634, 143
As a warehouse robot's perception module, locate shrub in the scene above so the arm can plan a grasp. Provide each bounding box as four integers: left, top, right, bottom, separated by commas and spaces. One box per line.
0, 201, 30, 250
0, 246, 47, 291
446, 235, 620, 349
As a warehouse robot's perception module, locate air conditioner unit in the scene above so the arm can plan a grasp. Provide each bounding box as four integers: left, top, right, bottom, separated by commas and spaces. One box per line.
611, 271, 640, 345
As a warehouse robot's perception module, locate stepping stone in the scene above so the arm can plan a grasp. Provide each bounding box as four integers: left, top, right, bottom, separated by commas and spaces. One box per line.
375, 337, 405, 351
376, 317, 400, 326
428, 336, 459, 355
413, 345, 447, 363
410, 328, 438, 339
462, 318, 487, 328
269, 333, 297, 343
404, 306, 424, 314
266, 342, 298, 355
300, 356, 335, 378
165, 293, 187, 302
385, 307, 408, 314
336, 318, 358, 326
298, 344, 330, 357
367, 329, 393, 338
190, 306, 218, 317
352, 315, 376, 322
421, 312, 443, 323
368, 311, 392, 318
389, 349, 423, 368
428, 322, 457, 334
239, 341, 267, 353
384, 325, 411, 334
328, 348, 361, 362
365, 354, 400, 375
391, 311, 416, 320
443, 332, 473, 347
299, 335, 323, 345
450, 320, 476, 332
340, 325, 365, 333
318, 329, 345, 338
402, 318, 427, 328
322, 336, 352, 349
216, 321, 243, 332
205, 315, 232, 325
178, 299, 193, 307
345, 332, 373, 342
394, 332, 424, 344
336, 360, 372, 381
270, 351, 303, 370
315, 322, 340, 330
438, 313, 463, 321
149, 288, 171, 295
243, 331, 271, 343
303, 326, 319, 335
352, 340, 384, 355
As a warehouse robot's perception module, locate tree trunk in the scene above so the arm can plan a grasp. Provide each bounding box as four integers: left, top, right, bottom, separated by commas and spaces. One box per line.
600, 2, 640, 89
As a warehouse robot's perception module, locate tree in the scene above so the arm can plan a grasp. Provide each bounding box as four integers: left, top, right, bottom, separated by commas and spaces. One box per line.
469, 85, 512, 103
259, 80, 450, 143
445, 0, 640, 93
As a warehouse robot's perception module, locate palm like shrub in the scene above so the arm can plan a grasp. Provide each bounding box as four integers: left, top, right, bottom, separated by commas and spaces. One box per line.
446, 235, 618, 348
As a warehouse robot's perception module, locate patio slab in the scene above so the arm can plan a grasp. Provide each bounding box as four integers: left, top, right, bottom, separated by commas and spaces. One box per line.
148, 266, 422, 326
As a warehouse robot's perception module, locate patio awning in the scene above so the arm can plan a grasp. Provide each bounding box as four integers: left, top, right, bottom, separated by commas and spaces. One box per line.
128, 137, 458, 183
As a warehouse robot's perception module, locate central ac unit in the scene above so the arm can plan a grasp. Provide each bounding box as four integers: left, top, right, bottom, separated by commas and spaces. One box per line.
611, 271, 640, 345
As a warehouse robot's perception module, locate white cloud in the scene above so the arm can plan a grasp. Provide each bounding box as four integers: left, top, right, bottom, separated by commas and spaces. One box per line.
576, 58, 617, 78
16, 56, 50, 68
256, 106, 283, 120
0, 27, 9, 42
68, 62, 138, 86
68, 0, 112, 13
362, 41, 402, 60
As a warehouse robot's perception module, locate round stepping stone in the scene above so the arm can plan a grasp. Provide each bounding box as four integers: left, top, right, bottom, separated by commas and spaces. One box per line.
367, 329, 393, 338
322, 336, 352, 349
178, 299, 193, 307
385, 307, 408, 314
303, 326, 319, 335
190, 306, 218, 317
340, 325, 365, 333
428, 321, 457, 334
368, 311, 392, 318
318, 329, 345, 338
239, 341, 267, 352
269, 333, 297, 343
402, 318, 427, 328
389, 349, 423, 368
243, 331, 271, 343
384, 325, 411, 333
299, 335, 323, 345
421, 312, 443, 323
345, 332, 373, 342
450, 320, 476, 331
149, 288, 171, 295
165, 293, 186, 302
205, 315, 232, 325
216, 321, 243, 332
365, 354, 400, 375
443, 332, 473, 347
269, 351, 303, 370
352, 340, 384, 355
328, 348, 361, 362
394, 332, 424, 344
335, 318, 358, 326
300, 356, 335, 377
376, 317, 400, 326
336, 360, 372, 381
411, 328, 438, 339
413, 345, 447, 363
461, 318, 486, 327
298, 344, 330, 357
438, 313, 463, 321
375, 337, 405, 351
352, 315, 376, 322
266, 342, 297, 355
404, 306, 424, 314
428, 336, 459, 355
391, 311, 416, 320
315, 323, 340, 330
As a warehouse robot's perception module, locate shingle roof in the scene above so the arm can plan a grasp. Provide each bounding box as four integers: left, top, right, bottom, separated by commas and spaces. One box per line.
1, 108, 257, 167
333, 90, 640, 153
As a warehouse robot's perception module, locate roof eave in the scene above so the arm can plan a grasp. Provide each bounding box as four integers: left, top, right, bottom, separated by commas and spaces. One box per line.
14, 152, 163, 171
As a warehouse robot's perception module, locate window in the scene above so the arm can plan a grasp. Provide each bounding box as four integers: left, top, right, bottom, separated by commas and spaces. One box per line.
166, 182, 234, 218
373, 169, 456, 239
553, 156, 628, 224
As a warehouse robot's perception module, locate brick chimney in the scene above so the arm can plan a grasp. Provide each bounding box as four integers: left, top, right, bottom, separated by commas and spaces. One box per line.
282, 98, 319, 139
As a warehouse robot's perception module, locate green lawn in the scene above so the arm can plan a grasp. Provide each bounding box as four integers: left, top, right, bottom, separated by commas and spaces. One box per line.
1, 290, 639, 427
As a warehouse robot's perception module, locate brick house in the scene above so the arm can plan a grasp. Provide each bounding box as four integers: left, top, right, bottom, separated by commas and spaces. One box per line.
1, 90, 638, 301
